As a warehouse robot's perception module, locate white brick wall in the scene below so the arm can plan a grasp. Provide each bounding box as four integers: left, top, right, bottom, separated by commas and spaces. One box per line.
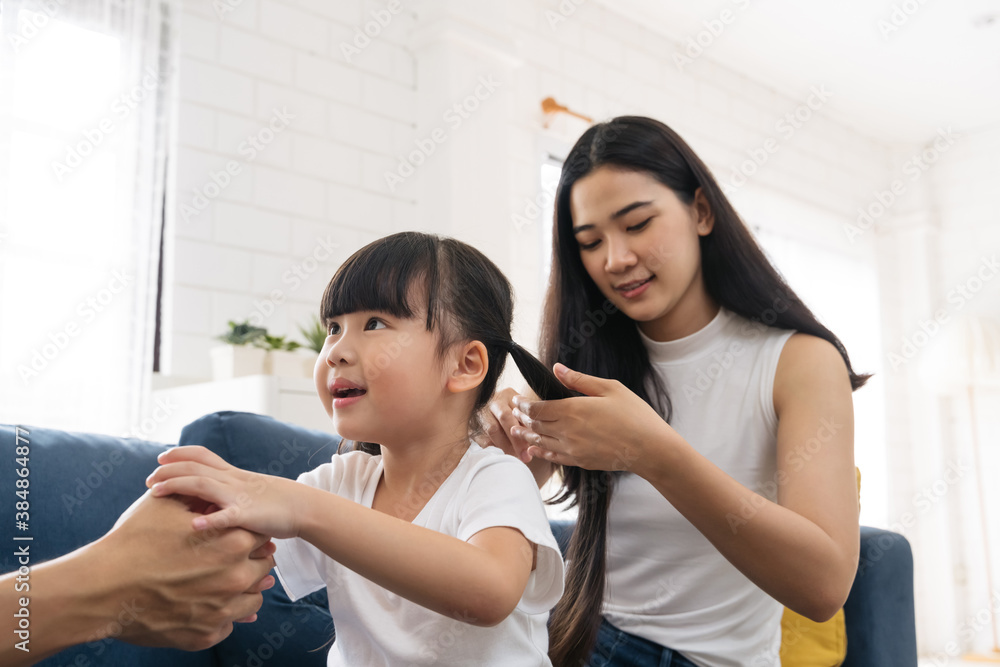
168, 0, 889, 382
165, 0, 415, 377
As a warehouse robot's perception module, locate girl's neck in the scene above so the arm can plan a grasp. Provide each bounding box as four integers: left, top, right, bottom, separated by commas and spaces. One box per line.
372, 425, 471, 521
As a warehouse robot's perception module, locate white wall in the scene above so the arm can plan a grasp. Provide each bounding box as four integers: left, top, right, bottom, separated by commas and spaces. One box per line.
878, 124, 1000, 657
163, 0, 418, 377
162, 0, 890, 380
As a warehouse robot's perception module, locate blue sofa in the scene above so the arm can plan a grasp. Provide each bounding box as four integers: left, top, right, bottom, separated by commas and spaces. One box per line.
0, 412, 917, 666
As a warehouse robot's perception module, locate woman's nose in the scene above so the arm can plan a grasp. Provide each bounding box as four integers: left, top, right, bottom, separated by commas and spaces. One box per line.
605, 237, 637, 273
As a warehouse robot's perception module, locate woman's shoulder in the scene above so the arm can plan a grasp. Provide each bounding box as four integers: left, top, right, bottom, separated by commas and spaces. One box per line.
773, 333, 852, 413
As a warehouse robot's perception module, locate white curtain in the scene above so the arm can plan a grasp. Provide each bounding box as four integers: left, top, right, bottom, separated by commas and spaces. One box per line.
0, 0, 176, 436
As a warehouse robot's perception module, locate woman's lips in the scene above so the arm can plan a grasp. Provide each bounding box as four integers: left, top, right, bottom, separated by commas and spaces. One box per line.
616, 276, 653, 299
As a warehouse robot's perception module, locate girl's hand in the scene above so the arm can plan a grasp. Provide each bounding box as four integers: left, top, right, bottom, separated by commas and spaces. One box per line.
146, 446, 302, 539
511, 363, 681, 474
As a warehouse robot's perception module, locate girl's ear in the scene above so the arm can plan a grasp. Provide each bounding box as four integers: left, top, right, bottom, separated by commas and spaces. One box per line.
446, 340, 488, 394
693, 187, 715, 236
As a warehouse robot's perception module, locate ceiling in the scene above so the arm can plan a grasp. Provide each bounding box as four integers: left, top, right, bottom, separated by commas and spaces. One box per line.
598, 0, 1000, 145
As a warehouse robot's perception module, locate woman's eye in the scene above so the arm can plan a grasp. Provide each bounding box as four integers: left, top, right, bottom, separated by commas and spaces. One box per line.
578, 239, 601, 251
365, 318, 386, 331
627, 217, 652, 232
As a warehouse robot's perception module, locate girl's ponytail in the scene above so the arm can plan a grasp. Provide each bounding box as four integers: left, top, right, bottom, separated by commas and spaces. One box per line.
506, 340, 612, 667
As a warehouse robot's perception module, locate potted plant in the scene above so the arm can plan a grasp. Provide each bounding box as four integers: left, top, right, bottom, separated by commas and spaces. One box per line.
298, 315, 327, 377
258, 334, 310, 378
210, 320, 268, 380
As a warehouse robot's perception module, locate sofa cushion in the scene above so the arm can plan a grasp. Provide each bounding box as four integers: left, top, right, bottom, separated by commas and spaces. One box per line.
0, 424, 169, 568
179, 411, 341, 481
178, 411, 342, 667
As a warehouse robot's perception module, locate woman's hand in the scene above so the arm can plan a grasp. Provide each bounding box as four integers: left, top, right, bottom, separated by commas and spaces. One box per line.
477, 387, 534, 462
511, 363, 680, 475
147, 446, 302, 539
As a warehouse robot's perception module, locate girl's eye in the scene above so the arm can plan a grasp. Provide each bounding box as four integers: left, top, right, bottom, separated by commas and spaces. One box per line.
627, 217, 652, 232
327, 322, 341, 336
365, 318, 386, 331
578, 239, 601, 251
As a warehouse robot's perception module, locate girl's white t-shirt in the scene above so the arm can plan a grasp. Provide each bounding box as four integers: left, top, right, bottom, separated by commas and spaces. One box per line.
603, 306, 796, 667
273, 442, 564, 667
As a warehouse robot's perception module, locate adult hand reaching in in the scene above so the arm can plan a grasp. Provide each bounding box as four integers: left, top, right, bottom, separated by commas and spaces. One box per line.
1, 490, 276, 667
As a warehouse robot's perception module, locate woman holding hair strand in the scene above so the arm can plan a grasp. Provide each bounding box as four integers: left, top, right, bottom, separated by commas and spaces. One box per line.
483, 116, 864, 667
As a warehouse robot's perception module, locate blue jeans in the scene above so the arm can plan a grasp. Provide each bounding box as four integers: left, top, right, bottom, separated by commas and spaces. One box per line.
589, 618, 700, 667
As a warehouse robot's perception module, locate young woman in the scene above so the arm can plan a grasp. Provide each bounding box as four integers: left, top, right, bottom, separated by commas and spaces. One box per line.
147, 232, 574, 666
484, 116, 865, 667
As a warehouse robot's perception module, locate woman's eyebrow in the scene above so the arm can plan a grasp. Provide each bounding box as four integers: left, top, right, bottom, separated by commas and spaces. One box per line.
572, 200, 654, 234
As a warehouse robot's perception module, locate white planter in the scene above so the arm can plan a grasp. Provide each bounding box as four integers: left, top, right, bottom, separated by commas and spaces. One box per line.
267, 349, 312, 378
210, 345, 267, 381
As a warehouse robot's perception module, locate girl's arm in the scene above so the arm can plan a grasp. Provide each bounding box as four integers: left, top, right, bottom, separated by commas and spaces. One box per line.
147, 448, 535, 627
511, 334, 859, 622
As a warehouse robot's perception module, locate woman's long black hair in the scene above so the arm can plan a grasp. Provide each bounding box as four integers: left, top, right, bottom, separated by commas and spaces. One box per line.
543, 116, 871, 666
319, 231, 574, 456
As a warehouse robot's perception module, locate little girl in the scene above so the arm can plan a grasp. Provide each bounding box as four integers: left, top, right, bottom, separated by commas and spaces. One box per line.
146, 232, 568, 666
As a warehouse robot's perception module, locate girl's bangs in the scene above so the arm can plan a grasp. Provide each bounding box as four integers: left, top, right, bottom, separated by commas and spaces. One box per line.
320, 233, 437, 326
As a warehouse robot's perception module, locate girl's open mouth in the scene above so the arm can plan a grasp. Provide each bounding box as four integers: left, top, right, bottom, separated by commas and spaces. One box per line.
332, 386, 367, 408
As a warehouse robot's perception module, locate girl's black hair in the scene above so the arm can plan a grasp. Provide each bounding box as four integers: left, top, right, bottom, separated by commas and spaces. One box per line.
543, 116, 871, 666
320, 231, 573, 456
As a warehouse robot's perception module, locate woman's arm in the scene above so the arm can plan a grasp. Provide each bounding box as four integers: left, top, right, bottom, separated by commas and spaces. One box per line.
148, 447, 536, 627
511, 335, 859, 622
1, 493, 275, 667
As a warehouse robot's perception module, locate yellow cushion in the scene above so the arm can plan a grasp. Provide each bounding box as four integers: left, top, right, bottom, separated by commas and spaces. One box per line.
778, 468, 859, 666
780, 607, 846, 666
